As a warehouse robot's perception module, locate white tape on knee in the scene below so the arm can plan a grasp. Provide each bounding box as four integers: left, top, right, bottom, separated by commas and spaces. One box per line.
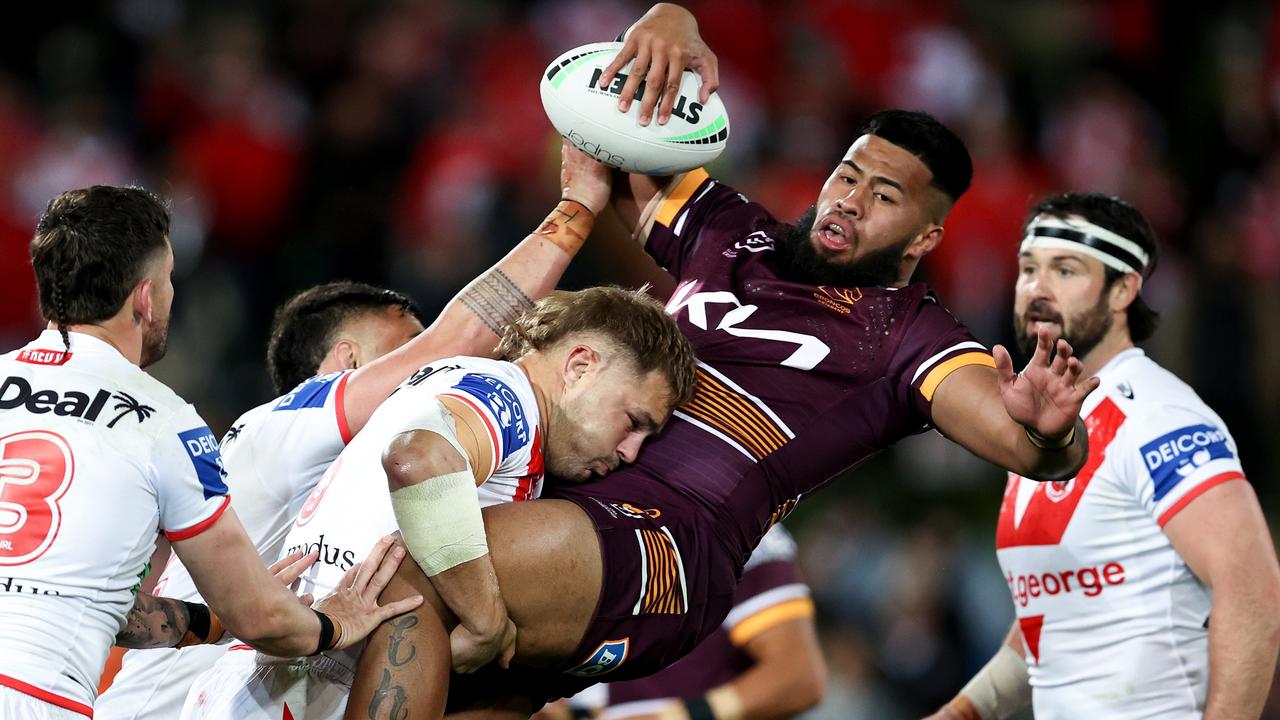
957, 644, 1031, 720
389, 469, 488, 576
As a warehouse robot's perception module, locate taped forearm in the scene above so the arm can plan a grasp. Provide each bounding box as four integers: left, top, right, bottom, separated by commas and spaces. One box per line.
944, 645, 1031, 720
390, 469, 488, 577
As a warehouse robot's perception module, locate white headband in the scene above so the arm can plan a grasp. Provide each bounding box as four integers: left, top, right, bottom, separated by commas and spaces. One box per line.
1020, 216, 1149, 275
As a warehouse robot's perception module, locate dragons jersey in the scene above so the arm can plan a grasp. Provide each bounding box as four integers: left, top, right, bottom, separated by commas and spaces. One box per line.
97, 371, 354, 719
0, 330, 230, 717
995, 348, 1246, 719
557, 170, 993, 573
596, 524, 814, 716
186, 353, 550, 717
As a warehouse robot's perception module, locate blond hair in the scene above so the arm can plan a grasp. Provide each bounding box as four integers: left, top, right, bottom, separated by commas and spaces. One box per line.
499, 286, 696, 407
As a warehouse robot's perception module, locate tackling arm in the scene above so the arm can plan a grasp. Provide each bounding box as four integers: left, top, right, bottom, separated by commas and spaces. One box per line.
1164, 478, 1280, 720
383, 396, 515, 672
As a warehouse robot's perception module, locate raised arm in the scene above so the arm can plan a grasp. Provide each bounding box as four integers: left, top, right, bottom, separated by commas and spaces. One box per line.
932, 329, 1095, 481
598, 2, 719, 126
340, 143, 599, 436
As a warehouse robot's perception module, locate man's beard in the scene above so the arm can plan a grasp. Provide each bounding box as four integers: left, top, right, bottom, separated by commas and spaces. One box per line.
773, 205, 910, 288
139, 320, 169, 368
1014, 294, 1112, 363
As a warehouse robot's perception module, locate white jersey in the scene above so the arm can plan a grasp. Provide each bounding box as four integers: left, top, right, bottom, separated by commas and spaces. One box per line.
0, 331, 230, 717
97, 371, 353, 719
995, 348, 1245, 719
182, 357, 544, 720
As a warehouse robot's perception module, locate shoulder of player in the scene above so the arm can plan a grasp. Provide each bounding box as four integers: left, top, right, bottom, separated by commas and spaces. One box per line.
1104, 354, 1220, 428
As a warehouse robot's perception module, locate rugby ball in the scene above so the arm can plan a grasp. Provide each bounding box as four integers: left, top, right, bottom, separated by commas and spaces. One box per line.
540, 42, 729, 175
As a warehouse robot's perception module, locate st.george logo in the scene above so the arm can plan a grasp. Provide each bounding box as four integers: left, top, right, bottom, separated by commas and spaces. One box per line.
567, 638, 630, 677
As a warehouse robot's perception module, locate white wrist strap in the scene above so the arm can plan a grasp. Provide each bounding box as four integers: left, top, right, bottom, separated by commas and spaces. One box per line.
957, 644, 1031, 720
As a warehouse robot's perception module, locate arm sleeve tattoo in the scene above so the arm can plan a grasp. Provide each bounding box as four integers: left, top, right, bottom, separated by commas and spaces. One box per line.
115, 592, 191, 649
459, 268, 534, 337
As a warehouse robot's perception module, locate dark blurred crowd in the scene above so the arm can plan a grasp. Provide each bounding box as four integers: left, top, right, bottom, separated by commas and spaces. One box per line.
1, 1, 1277, 717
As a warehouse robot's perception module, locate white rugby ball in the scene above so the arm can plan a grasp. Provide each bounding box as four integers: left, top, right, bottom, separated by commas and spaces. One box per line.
540, 41, 729, 175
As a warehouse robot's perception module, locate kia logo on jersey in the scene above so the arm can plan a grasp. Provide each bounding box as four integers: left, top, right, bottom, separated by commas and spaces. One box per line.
1141, 423, 1234, 501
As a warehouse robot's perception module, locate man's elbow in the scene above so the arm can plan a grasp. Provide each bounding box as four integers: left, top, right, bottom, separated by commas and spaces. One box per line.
780, 658, 828, 715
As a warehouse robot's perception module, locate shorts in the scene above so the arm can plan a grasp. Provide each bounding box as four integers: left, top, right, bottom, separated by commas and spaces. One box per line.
0, 684, 87, 719
178, 647, 352, 720
462, 484, 741, 705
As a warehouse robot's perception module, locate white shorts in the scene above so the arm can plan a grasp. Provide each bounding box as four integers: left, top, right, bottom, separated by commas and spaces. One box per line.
179, 647, 351, 720
0, 685, 87, 719
96, 644, 225, 720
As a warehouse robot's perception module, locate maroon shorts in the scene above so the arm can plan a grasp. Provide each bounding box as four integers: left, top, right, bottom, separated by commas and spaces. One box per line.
451, 482, 742, 705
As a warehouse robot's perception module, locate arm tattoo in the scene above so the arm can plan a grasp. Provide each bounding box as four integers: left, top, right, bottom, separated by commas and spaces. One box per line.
459, 267, 534, 336
538, 203, 584, 232
367, 668, 410, 720
386, 615, 418, 667
115, 593, 189, 649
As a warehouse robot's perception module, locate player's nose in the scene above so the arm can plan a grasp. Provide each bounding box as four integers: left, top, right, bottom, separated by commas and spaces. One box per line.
617, 433, 644, 465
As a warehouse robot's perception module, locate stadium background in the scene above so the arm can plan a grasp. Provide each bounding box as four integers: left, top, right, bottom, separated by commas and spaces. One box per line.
0, 0, 1277, 717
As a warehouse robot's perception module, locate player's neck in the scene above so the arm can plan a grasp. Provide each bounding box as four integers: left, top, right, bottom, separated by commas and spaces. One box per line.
1079, 328, 1135, 379
54, 319, 143, 365
513, 355, 551, 436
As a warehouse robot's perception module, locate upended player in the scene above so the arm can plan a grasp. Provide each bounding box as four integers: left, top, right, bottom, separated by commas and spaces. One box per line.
343, 106, 1102, 718
180, 287, 696, 719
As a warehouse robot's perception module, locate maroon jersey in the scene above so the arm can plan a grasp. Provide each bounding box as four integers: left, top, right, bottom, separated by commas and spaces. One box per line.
581, 169, 992, 570
599, 524, 814, 711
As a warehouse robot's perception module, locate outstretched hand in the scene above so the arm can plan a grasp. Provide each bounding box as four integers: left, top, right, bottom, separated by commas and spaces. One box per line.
598, 2, 719, 126
992, 327, 1099, 440
312, 535, 424, 652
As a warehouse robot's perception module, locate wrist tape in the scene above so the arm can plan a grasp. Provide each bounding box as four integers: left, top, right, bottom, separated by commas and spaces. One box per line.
948, 644, 1030, 720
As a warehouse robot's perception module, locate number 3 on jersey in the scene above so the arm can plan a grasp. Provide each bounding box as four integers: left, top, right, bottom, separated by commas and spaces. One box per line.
0, 431, 75, 565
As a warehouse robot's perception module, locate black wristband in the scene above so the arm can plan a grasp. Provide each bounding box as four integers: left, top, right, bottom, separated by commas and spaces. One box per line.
313, 609, 336, 655
181, 601, 212, 642
684, 696, 716, 720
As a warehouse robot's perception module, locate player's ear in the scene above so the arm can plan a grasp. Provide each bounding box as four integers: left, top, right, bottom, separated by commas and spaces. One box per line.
905, 224, 944, 262
1109, 273, 1141, 313
131, 278, 154, 325
332, 338, 359, 370
562, 344, 598, 387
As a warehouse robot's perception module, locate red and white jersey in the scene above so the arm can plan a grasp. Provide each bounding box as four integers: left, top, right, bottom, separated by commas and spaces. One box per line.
0, 330, 230, 717
271, 357, 542, 674
996, 348, 1245, 719
97, 370, 354, 719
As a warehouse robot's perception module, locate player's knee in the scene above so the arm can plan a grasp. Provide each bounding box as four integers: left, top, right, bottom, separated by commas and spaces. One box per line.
382, 430, 468, 490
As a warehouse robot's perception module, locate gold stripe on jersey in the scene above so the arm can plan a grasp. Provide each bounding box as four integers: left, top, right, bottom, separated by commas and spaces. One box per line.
655, 168, 711, 228
680, 368, 790, 460
919, 351, 996, 402
637, 529, 686, 615
728, 597, 816, 646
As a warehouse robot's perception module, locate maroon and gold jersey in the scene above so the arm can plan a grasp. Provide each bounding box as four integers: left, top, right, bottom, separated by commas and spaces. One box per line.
587, 169, 993, 570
